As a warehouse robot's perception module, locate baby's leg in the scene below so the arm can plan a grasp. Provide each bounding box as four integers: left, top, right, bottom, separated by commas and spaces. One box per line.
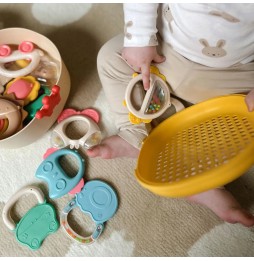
187, 188, 254, 227
87, 34, 149, 158
87, 135, 139, 159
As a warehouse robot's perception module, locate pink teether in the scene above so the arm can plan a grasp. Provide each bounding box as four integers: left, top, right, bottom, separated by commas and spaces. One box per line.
43, 147, 59, 159
5, 76, 41, 105
57, 108, 100, 123
18, 41, 34, 53
0, 44, 11, 57
7, 79, 33, 99
69, 179, 85, 195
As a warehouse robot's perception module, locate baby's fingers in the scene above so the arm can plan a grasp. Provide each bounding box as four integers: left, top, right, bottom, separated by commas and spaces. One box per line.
153, 53, 166, 64
141, 64, 150, 90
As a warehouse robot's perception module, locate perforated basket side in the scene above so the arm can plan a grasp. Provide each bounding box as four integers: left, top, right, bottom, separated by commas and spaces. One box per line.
135, 95, 254, 197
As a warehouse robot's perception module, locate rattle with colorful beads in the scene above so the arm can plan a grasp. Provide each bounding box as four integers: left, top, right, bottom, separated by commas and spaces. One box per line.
124, 66, 185, 124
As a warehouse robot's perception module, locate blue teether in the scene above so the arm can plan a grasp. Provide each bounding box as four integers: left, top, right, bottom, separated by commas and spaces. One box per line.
61, 180, 118, 244
35, 149, 85, 199
76, 180, 118, 223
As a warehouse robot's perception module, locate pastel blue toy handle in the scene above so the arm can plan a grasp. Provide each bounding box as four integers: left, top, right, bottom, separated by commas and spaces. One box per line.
45, 149, 84, 178
35, 149, 85, 199
60, 198, 104, 244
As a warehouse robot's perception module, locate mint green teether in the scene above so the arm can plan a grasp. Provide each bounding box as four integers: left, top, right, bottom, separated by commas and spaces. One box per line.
2, 185, 59, 250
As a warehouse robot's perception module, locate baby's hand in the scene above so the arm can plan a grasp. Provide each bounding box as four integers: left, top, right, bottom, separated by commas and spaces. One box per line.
121, 46, 165, 90
245, 89, 254, 111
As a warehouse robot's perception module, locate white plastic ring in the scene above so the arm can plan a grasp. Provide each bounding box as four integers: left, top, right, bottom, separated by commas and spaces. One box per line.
0, 49, 43, 78
51, 115, 102, 149
2, 186, 45, 231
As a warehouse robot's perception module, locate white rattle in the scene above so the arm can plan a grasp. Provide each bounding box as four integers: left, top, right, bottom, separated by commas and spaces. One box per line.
125, 69, 184, 124
51, 109, 102, 149
0, 41, 44, 79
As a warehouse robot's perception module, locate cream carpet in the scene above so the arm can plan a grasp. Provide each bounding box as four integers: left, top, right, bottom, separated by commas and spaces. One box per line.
1, 3, 254, 257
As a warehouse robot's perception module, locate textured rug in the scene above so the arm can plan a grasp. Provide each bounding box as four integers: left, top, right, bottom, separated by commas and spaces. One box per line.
1, 3, 254, 257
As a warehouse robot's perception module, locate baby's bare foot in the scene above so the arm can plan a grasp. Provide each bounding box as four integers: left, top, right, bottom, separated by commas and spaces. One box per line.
86, 135, 140, 159
187, 188, 254, 227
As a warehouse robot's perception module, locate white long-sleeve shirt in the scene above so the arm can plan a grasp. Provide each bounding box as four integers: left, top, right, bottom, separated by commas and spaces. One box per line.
123, 3, 254, 68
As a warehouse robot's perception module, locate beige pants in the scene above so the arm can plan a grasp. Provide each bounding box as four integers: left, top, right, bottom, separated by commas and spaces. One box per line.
97, 34, 254, 149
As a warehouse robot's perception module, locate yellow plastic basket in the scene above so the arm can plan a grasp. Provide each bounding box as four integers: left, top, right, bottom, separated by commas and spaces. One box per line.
135, 95, 254, 197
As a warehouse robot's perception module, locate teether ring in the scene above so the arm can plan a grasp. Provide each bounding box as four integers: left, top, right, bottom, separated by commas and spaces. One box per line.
0, 48, 43, 78
57, 108, 100, 124
2, 185, 59, 250
35, 148, 85, 199
61, 180, 118, 244
51, 114, 102, 149
125, 73, 184, 122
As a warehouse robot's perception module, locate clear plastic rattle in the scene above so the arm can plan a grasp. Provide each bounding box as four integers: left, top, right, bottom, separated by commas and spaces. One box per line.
125, 66, 184, 124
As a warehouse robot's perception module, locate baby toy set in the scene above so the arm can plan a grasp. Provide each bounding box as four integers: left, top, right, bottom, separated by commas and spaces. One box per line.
3, 154, 118, 249
0, 27, 70, 149
1, 27, 117, 251
2, 105, 118, 250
